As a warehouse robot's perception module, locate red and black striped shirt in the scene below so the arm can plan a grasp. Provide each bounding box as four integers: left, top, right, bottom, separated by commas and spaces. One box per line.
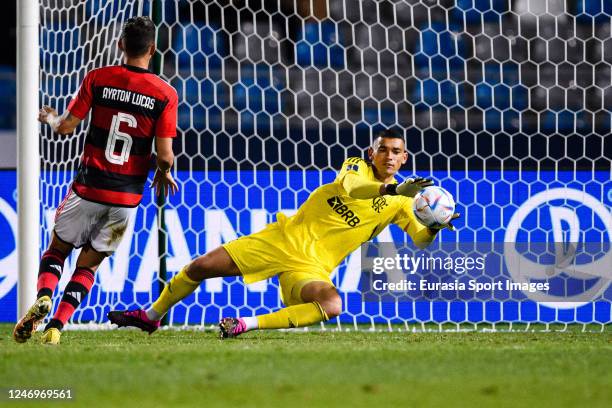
67, 64, 178, 207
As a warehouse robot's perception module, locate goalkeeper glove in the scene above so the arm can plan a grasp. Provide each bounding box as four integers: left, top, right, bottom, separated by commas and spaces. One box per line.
428, 213, 461, 232
385, 177, 434, 198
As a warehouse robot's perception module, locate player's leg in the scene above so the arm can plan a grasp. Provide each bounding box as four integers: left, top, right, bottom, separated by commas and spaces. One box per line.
41, 244, 107, 344
110, 223, 286, 333
37, 233, 73, 299
41, 201, 131, 344
13, 192, 74, 343
252, 281, 340, 327
220, 275, 341, 338
108, 246, 241, 332
147, 247, 241, 319
12, 233, 73, 343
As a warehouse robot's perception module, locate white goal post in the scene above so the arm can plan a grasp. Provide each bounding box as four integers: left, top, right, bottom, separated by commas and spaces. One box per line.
17, 0, 40, 318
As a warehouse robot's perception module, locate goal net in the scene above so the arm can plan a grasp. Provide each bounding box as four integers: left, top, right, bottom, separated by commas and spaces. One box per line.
37, 0, 611, 331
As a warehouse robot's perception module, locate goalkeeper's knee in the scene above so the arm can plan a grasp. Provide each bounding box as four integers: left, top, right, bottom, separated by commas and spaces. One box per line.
314, 288, 342, 319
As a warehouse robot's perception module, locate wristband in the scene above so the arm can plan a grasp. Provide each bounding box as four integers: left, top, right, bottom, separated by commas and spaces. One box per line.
47, 114, 60, 131
384, 184, 398, 195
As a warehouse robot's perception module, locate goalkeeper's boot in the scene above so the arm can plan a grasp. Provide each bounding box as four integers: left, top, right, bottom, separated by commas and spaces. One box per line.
40, 328, 61, 345
108, 309, 160, 334
219, 317, 247, 339
12, 296, 52, 343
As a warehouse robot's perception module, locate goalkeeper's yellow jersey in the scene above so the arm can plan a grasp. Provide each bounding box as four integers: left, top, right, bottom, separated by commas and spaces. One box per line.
275, 157, 434, 273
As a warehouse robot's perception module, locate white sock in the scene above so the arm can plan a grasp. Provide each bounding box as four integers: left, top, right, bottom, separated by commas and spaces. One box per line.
242, 316, 259, 331
146, 308, 163, 321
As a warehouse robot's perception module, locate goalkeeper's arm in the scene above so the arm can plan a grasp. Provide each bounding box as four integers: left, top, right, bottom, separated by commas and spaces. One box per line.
342, 173, 433, 199
405, 221, 438, 249
38, 106, 82, 135
342, 173, 387, 199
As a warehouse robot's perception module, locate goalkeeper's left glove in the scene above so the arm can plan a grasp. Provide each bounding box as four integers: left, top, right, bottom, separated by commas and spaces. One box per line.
386, 177, 434, 197
429, 213, 461, 232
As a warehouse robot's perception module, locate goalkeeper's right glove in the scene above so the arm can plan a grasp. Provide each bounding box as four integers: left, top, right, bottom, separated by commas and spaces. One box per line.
385, 177, 434, 198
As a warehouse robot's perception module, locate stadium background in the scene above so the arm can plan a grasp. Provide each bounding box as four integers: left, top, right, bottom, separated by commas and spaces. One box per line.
0, 0, 610, 327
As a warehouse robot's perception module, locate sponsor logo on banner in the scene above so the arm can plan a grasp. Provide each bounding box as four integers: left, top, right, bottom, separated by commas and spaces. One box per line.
0, 198, 17, 300
504, 188, 612, 307
1, 171, 610, 323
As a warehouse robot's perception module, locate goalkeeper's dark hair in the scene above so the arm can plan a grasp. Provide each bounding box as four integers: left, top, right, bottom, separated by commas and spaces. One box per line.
372, 128, 406, 147
121, 16, 156, 57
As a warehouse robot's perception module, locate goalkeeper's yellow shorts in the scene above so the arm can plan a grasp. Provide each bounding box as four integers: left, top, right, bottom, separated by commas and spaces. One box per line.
223, 222, 334, 306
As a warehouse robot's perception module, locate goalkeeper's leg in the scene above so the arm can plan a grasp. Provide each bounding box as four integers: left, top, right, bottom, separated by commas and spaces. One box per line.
219, 281, 341, 338
108, 247, 241, 332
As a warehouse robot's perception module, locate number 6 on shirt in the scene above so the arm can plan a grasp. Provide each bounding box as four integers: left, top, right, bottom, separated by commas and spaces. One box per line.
105, 112, 136, 165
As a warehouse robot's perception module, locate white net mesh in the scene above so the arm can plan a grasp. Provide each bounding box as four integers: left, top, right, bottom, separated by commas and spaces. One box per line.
39, 0, 611, 330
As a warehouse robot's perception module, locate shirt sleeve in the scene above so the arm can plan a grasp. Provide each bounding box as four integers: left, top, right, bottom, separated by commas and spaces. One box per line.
392, 201, 436, 248
337, 157, 386, 199
154, 89, 178, 138
336, 157, 370, 184
342, 173, 383, 199
67, 71, 95, 120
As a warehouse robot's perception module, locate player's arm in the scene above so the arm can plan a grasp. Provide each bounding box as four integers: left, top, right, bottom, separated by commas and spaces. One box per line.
151, 90, 179, 197
404, 217, 438, 249
338, 158, 390, 199
338, 158, 433, 199
38, 107, 82, 135
40, 70, 95, 135
156, 136, 174, 172
398, 211, 461, 249
344, 175, 434, 199
392, 202, 458, 249
342, 172, 386, 199
151, 137, 178, 196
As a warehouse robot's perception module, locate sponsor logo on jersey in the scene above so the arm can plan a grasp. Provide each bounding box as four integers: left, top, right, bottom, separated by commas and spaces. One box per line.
327, 196, 361, 227
371, 196, 388, 213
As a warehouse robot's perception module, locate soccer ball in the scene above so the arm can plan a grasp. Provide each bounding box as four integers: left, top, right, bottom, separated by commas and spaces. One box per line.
412, 186, 455, 228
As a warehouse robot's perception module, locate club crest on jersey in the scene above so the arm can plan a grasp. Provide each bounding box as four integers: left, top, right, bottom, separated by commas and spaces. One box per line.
327, 196, 360, 227
371, 196, 388, 213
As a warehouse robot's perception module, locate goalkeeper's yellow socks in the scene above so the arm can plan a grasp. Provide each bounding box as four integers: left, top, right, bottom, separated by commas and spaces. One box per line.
146, 266, 200, 321
255, 302, 329, 329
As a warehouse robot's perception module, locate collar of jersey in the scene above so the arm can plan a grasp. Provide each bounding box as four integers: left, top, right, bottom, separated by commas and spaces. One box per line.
122, 64, 151, 73
367, 161, 398, 184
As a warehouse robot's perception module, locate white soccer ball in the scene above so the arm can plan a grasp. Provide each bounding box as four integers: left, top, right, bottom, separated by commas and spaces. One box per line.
412, 186, 456, 228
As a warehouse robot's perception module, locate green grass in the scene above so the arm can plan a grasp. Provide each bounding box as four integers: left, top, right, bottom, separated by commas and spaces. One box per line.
0, 324, 610, 407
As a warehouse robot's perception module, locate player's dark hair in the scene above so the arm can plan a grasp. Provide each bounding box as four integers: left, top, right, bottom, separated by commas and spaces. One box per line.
376, 129, 404, 141
121, 16, 156, 57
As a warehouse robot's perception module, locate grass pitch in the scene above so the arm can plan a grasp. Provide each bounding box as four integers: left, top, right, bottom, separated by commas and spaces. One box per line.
0, 324, 610, 407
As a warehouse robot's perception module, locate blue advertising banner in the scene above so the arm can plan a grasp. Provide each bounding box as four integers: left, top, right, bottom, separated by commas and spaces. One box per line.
0, 169, 611, 324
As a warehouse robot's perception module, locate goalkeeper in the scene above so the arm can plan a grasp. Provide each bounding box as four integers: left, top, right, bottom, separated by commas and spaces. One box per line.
109, 130, 459, 338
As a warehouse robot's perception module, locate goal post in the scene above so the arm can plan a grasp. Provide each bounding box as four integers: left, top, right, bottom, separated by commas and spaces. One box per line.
17, 0, 39, 319
18, 0, 612, 331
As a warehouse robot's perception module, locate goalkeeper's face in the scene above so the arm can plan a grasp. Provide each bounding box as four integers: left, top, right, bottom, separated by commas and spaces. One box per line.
368, 137, 408, 179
